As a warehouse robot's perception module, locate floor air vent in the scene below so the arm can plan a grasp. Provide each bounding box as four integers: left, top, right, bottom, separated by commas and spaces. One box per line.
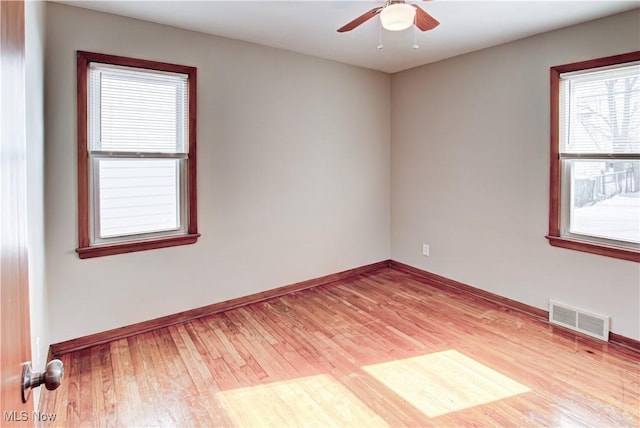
549, 300, 609, 341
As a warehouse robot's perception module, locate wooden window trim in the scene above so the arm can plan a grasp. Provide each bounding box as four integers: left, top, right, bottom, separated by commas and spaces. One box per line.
76, 51, 199, 259
546, 51, 640, 263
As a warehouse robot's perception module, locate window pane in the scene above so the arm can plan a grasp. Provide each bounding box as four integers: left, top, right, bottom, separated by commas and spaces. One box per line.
569, 159, 640, 244
560, 63, 640, 154
97, 158, 181, 238
89, 64, 188, 153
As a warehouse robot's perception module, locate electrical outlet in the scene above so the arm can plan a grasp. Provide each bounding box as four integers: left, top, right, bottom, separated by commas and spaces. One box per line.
422, 244, 430, 256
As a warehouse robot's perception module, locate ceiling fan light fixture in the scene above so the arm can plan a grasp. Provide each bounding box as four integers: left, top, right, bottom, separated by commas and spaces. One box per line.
380, 3, 416, 31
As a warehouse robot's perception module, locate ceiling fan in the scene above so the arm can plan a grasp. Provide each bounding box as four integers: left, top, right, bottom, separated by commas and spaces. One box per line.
337, 0, 439, 33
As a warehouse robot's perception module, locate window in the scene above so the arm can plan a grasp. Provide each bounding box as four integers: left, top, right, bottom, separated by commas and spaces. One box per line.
548, 52, 640, 262
77, 51, 199, 259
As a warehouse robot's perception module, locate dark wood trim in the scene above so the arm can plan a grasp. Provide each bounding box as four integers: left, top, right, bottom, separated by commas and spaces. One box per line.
610, 332, 640, 353
389, 260, 640, 353
187, 66, 198, 235
550, 51, 640, 74
76, 233, 201, 259
546, 235, 640, 263
388, 260, 548, 321
75, 51, 199, 259
50, 260, 390, 356
51, 259, 640, 355
547, 51, 640, 263
548, 66, 561, 238
77, 52, 90, 249
76, 50, 196, 75
187, 67, 198, 234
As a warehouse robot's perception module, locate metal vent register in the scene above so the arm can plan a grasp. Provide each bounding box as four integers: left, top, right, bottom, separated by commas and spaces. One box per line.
549, 300, 609, 341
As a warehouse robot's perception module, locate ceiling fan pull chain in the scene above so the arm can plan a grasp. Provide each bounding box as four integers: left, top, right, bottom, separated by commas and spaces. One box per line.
412, 15, 420, 49
377, 20, 384, 50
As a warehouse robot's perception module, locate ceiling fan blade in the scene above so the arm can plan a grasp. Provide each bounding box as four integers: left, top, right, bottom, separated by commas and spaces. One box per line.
337, 7, 383, 33
412, 5, 440, 31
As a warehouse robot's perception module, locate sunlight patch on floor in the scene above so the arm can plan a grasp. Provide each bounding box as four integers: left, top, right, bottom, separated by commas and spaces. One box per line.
216, 374, 388, 427
362, 349, 530, 418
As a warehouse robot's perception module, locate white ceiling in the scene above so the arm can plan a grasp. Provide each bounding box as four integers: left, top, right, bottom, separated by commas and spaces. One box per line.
56, 0, 639, 73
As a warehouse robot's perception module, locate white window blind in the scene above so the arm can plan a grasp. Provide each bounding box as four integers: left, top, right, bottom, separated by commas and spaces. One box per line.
560, 63, 640, 154
88, 62, 189, 241
89, 63, 188, 153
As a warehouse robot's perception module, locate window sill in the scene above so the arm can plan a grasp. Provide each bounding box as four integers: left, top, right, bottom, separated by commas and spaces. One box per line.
76, 233, 201, 259
546, 235, 639, 263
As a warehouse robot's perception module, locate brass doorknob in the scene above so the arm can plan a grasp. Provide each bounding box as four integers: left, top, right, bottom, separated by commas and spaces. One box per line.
21, 359, 64, 403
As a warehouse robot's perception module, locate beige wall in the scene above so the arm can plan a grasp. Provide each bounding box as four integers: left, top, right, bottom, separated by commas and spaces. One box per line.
45, 4, 391, 343
391, 10, 640, 340
45, 4, 639, 344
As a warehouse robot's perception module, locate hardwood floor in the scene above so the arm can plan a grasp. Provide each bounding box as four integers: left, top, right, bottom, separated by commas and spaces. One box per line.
39, 268, 639, 427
